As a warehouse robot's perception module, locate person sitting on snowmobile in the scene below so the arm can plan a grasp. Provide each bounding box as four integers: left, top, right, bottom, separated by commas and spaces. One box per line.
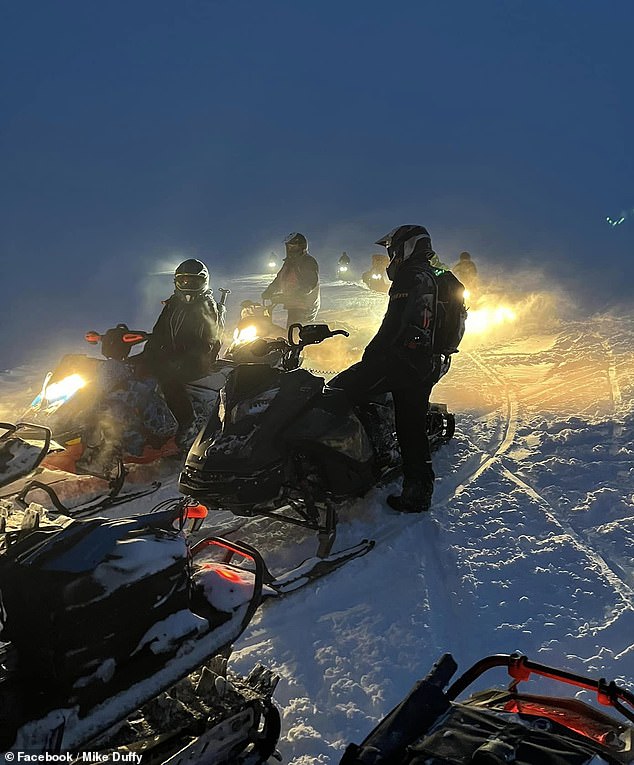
261, 232, 320, 328
362, 253, 390, 293
337, 251, 351, 278
331, 225, 442, 514
140, 259, 225, 448
452, 251, 478, 291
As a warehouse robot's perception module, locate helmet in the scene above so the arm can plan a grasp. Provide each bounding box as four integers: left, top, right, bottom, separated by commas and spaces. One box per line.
375, 225, 434, 280
459, 251, 471, 261
284, 232, 308, 257
174, 259, 209, 300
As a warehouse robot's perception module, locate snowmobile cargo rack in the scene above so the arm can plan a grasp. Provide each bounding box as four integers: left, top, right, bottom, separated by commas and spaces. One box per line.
447, 652, 634, 723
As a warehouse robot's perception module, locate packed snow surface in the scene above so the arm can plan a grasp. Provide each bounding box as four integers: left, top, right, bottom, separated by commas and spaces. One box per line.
2, 276, 634, 763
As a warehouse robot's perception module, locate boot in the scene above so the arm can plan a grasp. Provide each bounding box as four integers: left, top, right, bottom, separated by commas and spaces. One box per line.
387, 478, 433, 513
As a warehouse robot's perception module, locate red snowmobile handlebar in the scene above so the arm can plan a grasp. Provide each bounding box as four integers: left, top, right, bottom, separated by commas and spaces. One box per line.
85, 324, 151, 360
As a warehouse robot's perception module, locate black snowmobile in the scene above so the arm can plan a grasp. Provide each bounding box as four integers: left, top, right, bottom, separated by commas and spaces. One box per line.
0, 430, 281, 762
341, 652, 634, 765
180, 323, 455, 575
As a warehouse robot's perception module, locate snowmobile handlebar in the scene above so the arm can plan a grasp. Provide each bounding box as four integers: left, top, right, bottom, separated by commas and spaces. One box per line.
85, 324, 151, 360
217, 287, 231, 306
250, 324, 349, 363
287, 323, 350, 348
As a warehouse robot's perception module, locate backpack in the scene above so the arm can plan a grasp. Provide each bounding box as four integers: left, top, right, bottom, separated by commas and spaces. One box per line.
431, 268, 467, 355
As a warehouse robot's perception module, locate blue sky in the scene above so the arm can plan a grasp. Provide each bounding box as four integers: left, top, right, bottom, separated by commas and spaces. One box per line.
1, 1, 632, 365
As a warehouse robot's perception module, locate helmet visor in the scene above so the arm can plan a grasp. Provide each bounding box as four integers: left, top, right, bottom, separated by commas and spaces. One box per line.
175, 273, 206, 292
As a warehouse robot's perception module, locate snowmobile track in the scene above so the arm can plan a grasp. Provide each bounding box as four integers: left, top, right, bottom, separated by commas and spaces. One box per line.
474, 341, 634, 614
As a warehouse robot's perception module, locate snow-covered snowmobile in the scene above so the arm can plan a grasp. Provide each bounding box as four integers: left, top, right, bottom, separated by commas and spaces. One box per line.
180, 323, 455, 569
341, 652, 634, 765
0, 496, 281, 762
0, 422, 51, 491
21, 323, 234, 492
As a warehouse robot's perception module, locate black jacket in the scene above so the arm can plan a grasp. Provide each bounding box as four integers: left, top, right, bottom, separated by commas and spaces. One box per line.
144, 291, 225, 380
363, 255, 437, 384
263, 254, 320, 313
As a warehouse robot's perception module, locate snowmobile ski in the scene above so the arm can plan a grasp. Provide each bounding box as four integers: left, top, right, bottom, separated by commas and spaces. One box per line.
8, 475, 161, 518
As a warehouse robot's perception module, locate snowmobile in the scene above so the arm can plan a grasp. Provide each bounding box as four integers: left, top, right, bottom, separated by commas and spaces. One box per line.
180, 322, 455, 569
0, 486, 281, 761
225, 301, 289, 366
0, 421, 51, 491
362, 253, 390, 293
20, 323, 234, 494
341, 652, 634, 765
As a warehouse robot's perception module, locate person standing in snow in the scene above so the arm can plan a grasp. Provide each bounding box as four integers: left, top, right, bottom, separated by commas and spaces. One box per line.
141, 259, 225, 449
452, 251, 478, 291
262, 232, 320, 328
331, 225, 443, 513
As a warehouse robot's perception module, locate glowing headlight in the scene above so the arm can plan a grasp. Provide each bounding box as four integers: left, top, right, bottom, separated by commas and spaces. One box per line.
232, 325, 259, 346
371, 273, 381, 280
31, 373, 86, 412
466, 306, 517, 334
268, 260, 277, 269
338, 265, 348, 273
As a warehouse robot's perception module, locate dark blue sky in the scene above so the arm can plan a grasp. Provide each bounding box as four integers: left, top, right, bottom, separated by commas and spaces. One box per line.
1, 1, 632, 365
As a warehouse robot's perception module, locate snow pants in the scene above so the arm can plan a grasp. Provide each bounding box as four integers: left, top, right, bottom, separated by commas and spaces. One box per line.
330, 357, 435, 484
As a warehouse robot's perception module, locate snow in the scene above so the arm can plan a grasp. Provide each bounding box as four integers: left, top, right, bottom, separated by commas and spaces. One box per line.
132, 609, 209, 655
2, 276, 634, 762
195, 564, 257, 612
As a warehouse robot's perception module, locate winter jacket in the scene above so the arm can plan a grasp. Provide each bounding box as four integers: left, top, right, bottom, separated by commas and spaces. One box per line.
363, 255, 437, 385
263, 254, 320, 314
143, 291, 225, 380
452, 259, 478, 286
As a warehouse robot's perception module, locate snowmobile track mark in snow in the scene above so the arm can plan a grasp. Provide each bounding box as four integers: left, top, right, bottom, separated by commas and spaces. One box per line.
476, 341, 634, 615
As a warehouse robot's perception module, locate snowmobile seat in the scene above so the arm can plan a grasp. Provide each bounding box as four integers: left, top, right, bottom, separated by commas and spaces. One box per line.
317, 386, 355, 417
224, 364, 283, 407
363, 391, 391, 406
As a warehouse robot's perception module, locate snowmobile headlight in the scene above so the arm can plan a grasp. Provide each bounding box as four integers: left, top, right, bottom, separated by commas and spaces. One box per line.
228, 388, 280, 424
338, 265, 348, 273
232, 325, 259, 346
466, 305, 516, 335
268, 260, 277, 269
31, 373, 86, 412
371, 272, 381, 280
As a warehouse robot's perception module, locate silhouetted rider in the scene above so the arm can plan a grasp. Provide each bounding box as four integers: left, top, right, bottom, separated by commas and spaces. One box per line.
452, 251, 478, 291
331, 225, 440, 513
262, 232, 320, 328
141, 259, 225, 447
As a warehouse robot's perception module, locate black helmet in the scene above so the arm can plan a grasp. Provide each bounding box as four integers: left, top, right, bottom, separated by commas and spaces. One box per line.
174, 259, 209, 300
375, 225, 434, 280
284, 232, 308, 257
459, 251, 471, 261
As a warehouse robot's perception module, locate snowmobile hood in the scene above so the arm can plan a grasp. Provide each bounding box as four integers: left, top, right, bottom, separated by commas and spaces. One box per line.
4, 509, 181, 574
